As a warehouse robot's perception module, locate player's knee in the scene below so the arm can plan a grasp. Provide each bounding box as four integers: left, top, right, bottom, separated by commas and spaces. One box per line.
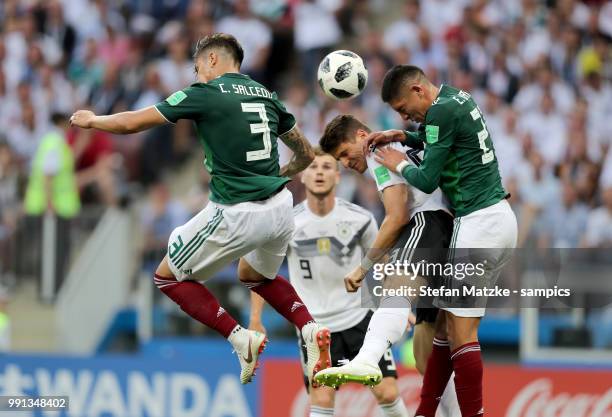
153, 273, 175, 287
373, 379, 399, 405
435, 327, 449, 341
446, 316, 479, 349
450, 330, 478, 348
155, 257, 173, 277
237, 259, 265, 283
153, 262, 178, 291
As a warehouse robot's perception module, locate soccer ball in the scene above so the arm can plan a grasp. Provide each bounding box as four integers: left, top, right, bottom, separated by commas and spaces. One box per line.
317, 50, 368, 100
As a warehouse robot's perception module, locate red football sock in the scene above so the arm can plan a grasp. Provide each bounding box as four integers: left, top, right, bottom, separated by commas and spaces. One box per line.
415, 338, 454, 417
451, 342, 484, 417
245, 275, 314, 330
154, 274, 238, 338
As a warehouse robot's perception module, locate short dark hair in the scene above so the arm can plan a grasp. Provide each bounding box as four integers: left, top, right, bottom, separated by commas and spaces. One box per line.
381, 65, 426, 103
313, 146, 340, 169
319, 115, 370, 155
313, 146, 329, 157
193, 33, 244, 67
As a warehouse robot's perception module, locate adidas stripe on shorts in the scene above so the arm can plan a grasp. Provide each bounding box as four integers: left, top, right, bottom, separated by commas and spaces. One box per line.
167, 188, 294, 281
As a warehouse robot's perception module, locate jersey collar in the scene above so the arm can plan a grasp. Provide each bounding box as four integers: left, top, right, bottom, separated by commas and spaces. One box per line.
432, 84, 445, 105
423, 84, 445, 122
305, 198, 338, 219
218, 72, 250, 79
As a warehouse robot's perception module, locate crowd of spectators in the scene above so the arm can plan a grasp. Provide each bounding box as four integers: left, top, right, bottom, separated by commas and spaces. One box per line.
0, 0, 611, 284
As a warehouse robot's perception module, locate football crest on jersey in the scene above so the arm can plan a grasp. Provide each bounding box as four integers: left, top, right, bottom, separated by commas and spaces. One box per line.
336, 221, 352, 240
317, 237, 331, 254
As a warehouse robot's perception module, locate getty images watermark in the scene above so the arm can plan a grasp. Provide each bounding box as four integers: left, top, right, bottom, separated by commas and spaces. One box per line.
359, 248, 612, 309
370, 259, 571, 299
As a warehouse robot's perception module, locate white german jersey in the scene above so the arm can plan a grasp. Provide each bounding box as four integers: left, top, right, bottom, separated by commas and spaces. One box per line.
367, 142, 451, 217
288, 198, 378, 332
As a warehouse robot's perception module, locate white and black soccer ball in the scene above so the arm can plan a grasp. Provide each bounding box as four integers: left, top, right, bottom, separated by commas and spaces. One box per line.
317, 50, 368, 100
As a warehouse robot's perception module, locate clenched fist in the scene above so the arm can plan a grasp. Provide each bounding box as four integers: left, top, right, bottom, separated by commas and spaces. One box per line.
344, 265, 368, 292
70, 110, 96, 129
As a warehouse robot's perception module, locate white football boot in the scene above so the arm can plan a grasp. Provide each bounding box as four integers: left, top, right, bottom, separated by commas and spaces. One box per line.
231, 328, 268, 384
301, 322, 332, 387
314, 358, 383, 388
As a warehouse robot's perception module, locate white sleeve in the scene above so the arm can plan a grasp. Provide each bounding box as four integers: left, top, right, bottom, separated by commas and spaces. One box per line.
366, 143, 409, 192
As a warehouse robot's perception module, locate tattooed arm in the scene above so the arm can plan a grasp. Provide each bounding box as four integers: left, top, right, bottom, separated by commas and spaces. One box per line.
279, 125, 315, 177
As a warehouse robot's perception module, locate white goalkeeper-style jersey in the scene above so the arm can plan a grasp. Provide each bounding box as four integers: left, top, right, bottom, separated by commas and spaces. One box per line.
367, 142, 451, 218
288, 198, 378, 332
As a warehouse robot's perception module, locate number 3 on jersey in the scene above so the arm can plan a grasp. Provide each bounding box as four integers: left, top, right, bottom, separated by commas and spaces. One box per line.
242, 102, 272, 161
470, 107, 494, 165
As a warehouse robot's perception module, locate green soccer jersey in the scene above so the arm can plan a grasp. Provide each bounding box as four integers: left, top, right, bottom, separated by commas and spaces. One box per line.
155, 73, 296, 204
400, 84, 507, 217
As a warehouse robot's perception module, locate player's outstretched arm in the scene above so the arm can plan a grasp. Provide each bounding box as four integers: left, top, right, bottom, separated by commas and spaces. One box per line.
278, 125, 315, 177
367, 184, 411, 260
345, 184, 411, 292
70, 106, 168, 134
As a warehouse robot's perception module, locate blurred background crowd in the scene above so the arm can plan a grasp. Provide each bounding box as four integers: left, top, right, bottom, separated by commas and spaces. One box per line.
0, 0, 610, 314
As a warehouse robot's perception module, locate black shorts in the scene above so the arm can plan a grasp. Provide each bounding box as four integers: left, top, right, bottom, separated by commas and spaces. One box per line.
298, 311, 397, 390
391, 210, 454, 325
415, 307, 440, 325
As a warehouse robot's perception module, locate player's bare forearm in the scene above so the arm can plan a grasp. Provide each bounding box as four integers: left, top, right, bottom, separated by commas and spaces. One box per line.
91, 113, 146, 134
279, 154, 299, 177
70, 106, 167, 134
279, 125, 315, 177
365, 184, 411, 263
365, 212, 408, 263
347, 203, 408, 292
